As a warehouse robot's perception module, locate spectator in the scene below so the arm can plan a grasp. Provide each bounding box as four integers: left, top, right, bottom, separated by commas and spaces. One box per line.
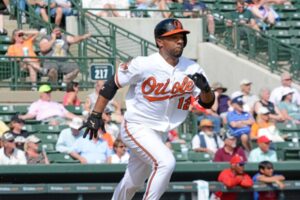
214, 131, 247, 162
6, 29, 47, 91
24, 135, 49, 164
56, 117, 84, 153
227, 95, 254, 152
251, 107, 285, 142
215, 154, 253, 200
211, 82, 230, 123
113, 0, 130, 17
101, 107, 119, 148
0, 132, 27, 165
63, 81, 81, 106
19, 84, 78, 125
9, 115, 29, 138
0, 0, 7, 35
253, 161, 285, 200
253, 87, 284, 122
85, 0, 122, 17
69, 130, 111, 164
135, 0, 170, 18
270, 72, 300, 106
28, 0, 63, 26
0, 119, 9, 137
39, 26, 91, 84
277, 87, 300, 122
14, 136, 26, 151
248, 136, 278, 162
183, 0, 216, 40
191, 119, 223, 155
108, 139, 129, 164
55, 0, 73, 17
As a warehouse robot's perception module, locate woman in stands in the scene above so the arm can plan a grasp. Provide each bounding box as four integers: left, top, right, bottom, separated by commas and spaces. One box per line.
278, 88, 300, 123
108, 139, 129, 164
63, 81, 81, 106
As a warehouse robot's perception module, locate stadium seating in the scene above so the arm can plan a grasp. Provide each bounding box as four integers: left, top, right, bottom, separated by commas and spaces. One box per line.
47, 152, 80, 164
188, 151, 212, 162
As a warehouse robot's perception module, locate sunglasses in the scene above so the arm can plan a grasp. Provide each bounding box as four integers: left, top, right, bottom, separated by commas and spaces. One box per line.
238, 162, 245, 167
17, 33, 24, 37
118, 145, 125, 148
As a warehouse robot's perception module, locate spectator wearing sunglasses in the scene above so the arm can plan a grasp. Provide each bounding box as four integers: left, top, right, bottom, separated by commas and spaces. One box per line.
252, 161, 285, 200
108, 139, 129, 164
214, 154, 253, 200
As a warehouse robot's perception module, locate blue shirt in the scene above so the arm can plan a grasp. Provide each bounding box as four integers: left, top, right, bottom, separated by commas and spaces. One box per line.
72, 137, 111, 164
227, 110, 252, 137
248, 147, 278, 163
253, 172, 280, 200
56, 128, 83, 154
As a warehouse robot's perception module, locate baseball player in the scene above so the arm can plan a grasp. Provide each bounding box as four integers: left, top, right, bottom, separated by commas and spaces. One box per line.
80, 18, 215, 200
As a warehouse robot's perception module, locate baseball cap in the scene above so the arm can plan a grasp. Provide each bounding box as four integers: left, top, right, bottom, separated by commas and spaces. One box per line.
281, 87, 294, 100
104, 105, 114, 114
211, 82, 227, 93
38, 84, 52, 93
223, 130, 235, 140
257, 107, 270, 115
69, 117, 83, 130
2, 131, 15, 142
231, 95, 244, 105
199, 119, 214, 128
11, 115, 25, 124
230, 154, 245, 165
257, 136, 271, 144
26, 135, 41, 143
240, 79, 252, 86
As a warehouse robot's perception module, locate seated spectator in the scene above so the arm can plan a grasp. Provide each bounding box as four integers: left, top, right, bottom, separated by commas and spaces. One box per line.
55, 0, 73, 17
63, 81, 81, 106
0, 119, 9, 137
14, 136, 26, 150
102, 106, 120, 141
254, 87, 284, 122
69, 131, 111, 164
270, 72, 300, 106
28, 0, 63, 26
211, 82, 230, 123
215, 154, 253, 200
227, 95, 254, 152
108, 139, 129, 164
6, 29, 47, 91
56, 117, 84, 153
0, 132, 27, 165
248, 136, 278, 162
278, 87, 300, 122
191, 119, 223, 156
251, 107, 285, 142
24, 135, 49, 164
19, 84, 78, 125
84, 0, 122, 17
113, 0, 130, 17
39, 27, 91, 84
9, 115, 29, 138
253, 161, 285, 200
135, 0, 170, 18
214, 131, 247, 162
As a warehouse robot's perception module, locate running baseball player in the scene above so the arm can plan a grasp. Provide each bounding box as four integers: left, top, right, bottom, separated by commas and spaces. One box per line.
80, 18, 215, 200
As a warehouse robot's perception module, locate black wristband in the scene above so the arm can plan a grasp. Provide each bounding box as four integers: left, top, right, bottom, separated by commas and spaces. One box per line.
91, 111, 102, 118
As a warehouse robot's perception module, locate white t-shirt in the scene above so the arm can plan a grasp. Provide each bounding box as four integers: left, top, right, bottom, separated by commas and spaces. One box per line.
110, 152, 130, 164
191, 132, 224, 153
0, 148, 27, 165
115, 52, 204, 132
270, 86, 300, 106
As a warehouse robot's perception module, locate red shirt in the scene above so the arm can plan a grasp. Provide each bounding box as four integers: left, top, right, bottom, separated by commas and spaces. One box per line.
216, 168, 253, 200
213, 147, 247, 162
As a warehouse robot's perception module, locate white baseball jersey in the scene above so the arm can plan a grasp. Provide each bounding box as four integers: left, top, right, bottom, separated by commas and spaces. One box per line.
115, 52, 206, 132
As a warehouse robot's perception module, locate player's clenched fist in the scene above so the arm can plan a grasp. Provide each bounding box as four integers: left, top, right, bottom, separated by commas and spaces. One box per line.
188, 73, 211, 92
79, 111, 106, 140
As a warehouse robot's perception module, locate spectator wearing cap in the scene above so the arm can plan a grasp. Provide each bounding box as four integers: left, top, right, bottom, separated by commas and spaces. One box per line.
0, 132, 27, 165
253, 87, 284, 122
213, 131, 247, 162
270, 72, 300, 106
9, 115, 29, 138
20, 84, 78, 125
69, 129, 111, 164
191, 119, 223, 155
24, 135, 49, 164
277, 87, 300, 123
211, 82, 230, 124
63, 81, 81, 106
56, 117, 84, 154
215, 154, 253, 200
102, 106, 120, 141
248, 136, 277, 162
251, 107, 285, 142
252, 161, 285, 200
227, 95, 254, 152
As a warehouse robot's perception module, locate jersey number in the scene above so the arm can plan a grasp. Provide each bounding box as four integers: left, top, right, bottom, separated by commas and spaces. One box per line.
177, 97, 191, 110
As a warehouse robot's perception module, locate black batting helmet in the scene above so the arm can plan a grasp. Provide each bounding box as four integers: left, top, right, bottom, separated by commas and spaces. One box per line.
154, 18, 190, 47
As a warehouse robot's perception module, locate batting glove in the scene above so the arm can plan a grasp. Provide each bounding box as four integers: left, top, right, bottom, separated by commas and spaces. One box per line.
79, 111, 106, 140
188, 73, 211, 92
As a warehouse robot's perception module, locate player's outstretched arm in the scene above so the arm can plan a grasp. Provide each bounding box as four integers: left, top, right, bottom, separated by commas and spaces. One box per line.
79, 76, 119, 139
188, 73, 215, 108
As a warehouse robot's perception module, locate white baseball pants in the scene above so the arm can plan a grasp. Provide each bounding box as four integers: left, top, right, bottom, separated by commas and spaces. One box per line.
112, 121, 176, 200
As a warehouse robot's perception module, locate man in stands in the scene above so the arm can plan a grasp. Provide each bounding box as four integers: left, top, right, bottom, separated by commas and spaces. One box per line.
215, 154, 253, 200
214, 130, 247, 162
191, 119, 223, 156
0, 131, 27, 165
19, 84, 78, 125
248, 135, 278, 162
